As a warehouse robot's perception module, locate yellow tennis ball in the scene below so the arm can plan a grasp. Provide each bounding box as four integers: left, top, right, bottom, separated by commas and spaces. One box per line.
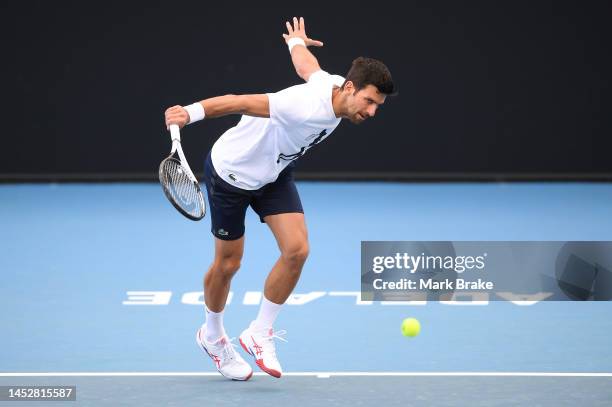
401, 318, 421, 337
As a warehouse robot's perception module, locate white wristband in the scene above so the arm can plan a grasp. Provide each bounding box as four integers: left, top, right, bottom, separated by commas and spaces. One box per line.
287, 37, 306, 53
184, 102, 205, 124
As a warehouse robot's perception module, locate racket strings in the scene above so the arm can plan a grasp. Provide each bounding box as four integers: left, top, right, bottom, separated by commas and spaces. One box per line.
161, 159, 204, 218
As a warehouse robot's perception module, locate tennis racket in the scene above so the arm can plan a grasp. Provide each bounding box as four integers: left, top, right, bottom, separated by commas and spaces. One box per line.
159, 124, 206, 220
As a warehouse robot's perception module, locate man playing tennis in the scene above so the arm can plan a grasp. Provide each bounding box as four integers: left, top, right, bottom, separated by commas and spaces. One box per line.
165, 17, 394, 380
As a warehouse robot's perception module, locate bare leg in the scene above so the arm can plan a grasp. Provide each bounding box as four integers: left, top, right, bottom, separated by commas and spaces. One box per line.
204, 236, 245, 312
263, 213, 309, 304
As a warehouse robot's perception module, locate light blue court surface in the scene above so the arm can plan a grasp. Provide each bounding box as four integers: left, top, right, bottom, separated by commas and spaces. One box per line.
1, 182, 612, 405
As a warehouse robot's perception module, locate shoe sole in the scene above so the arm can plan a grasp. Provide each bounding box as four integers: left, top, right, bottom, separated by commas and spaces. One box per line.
239, 335, 282, 378
196, 328, 253, 381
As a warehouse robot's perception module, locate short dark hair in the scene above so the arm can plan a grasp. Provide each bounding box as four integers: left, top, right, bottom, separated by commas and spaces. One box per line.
342, 57, 395, 95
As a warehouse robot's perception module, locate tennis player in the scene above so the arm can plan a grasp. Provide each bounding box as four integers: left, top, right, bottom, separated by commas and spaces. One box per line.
164, 17, 394, 380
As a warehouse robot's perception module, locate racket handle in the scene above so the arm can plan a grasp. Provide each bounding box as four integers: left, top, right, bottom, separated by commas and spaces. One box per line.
169, 124, 181, 142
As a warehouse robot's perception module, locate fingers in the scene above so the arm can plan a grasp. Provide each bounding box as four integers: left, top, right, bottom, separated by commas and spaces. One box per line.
306, 38, 324, 47
286, 16, 307, 34
164, 105, 188, 129
166, 105, 184, 114
284, 17, 315, 43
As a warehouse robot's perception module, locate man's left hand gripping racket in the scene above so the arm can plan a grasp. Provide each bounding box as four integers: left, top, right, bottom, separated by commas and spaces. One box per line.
159, 124, 206, 220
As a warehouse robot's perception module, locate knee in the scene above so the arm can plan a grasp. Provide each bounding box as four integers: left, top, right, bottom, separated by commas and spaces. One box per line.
281, 241, 309, 268
212, 256, 242, 279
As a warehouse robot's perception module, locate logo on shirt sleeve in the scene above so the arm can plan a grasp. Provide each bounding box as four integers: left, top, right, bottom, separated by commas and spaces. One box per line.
277, 129, 328, 163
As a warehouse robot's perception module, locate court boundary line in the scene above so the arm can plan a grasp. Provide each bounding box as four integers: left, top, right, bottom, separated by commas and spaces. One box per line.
1, 372, 611, 378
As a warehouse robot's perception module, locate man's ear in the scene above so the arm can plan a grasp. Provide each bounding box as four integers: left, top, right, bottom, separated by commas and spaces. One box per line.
344, 80, 355, 93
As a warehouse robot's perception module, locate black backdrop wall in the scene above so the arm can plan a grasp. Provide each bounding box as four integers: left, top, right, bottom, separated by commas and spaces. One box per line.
2, 1, 610, 180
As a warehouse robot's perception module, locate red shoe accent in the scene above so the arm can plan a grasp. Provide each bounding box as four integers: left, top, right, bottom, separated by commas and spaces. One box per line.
251, 336, 265, 357
211, 354, 222, 369
255, 359, 281, 378
240, 335, 281, 378
239, 337, 253, 355
197, 329, 221, 368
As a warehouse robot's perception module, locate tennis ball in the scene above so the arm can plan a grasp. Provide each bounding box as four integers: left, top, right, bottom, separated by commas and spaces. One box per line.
401, 318, 421, 337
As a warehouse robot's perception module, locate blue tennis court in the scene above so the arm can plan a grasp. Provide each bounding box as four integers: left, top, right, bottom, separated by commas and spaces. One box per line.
1, 182, 611, 405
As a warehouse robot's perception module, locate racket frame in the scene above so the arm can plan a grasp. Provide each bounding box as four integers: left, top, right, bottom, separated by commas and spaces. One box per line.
158, 124, 206, 221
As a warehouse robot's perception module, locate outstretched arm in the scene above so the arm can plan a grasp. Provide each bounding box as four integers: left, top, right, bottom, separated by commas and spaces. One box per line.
283, 17, 324, 82
164, 94, 269, 128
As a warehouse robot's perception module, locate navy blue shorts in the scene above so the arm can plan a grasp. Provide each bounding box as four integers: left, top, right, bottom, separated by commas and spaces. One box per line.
203, 152, 304, 241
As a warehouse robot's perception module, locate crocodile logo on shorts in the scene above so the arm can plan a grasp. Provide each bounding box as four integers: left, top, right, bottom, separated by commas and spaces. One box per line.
217, 229, 229, 236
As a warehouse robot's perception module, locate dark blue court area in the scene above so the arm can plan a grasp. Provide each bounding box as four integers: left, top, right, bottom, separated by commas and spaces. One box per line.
1, 182, 611, 405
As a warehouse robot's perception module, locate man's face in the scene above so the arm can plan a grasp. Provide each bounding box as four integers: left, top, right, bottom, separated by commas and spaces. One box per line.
344, 83, 386, 124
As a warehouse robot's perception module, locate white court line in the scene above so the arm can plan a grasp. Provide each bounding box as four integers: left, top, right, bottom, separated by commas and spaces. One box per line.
1, 372, 611, 378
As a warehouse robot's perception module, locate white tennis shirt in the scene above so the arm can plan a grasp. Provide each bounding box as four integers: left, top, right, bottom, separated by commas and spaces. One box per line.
210, 70, 345, 190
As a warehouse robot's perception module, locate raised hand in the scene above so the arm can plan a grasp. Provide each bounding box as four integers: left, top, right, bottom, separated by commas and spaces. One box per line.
282, 17, 324, 47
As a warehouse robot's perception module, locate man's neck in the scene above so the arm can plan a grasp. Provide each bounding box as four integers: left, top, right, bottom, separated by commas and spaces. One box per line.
331, 86, 346, 119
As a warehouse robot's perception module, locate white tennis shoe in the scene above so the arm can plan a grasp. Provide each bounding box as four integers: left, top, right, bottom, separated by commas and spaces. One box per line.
196, 325, 253, 381
239, 321, 287, 378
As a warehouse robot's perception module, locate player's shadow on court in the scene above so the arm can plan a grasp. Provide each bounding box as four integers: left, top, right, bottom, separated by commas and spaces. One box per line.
195, 376, 285, 392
